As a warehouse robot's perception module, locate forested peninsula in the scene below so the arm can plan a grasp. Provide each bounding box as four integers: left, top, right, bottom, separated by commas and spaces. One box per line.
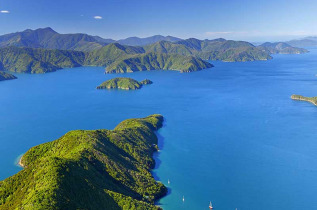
0, 115, 166, 210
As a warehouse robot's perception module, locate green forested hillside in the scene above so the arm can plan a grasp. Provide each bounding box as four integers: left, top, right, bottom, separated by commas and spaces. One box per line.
0, 27, 108, 51
0, 47, 85, 73
144, 38, 273, 62
0, 45, 212, 74
97, 77, 153, 90
106, 52, 213, 73
117, 35, 182, 46
84, 43, 145, 66
0, 115, 167, 210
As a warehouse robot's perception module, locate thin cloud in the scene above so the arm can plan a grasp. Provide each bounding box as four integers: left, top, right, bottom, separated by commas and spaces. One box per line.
0, 10, 10, 14
94, 16, 103, 20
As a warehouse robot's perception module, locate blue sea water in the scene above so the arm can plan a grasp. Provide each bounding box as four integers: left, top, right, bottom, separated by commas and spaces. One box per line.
1, 49, 317, 210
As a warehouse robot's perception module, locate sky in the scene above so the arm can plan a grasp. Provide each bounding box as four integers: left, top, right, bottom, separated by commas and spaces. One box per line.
0, 0, 317, 42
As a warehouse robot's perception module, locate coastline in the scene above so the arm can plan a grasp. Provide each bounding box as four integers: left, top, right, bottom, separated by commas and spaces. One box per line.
2, 115, 166, 209
14, 153, 25, 168
291, 94, 317, 106
18, 156, 24, 168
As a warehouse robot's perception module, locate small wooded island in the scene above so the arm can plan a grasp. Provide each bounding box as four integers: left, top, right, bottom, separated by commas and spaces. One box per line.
291, 94, 317, 106
97, 77, 153, 90
0, 115, 166, 209
0, 71, 17, 81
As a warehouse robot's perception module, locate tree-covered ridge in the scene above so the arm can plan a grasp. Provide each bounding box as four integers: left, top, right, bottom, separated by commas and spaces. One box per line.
85, 43, 145, 66
0, 28, 181, 50
291, 94, 317, 106
0, 45, 213, 74
0, 114, 166, 210
116, 35, 182, 46
0, 46, 85, 73
143, 38, 273, 62
0, 71, 17, 81
257, 42, 308, 54
106, 52, 213, 73
97, 77, 153, 90
0, 27, 109, 52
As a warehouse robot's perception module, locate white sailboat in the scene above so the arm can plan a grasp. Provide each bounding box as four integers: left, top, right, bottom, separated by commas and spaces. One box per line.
209, 201, 213, 209
182, 196, 185, 202
168, 179, 170, 185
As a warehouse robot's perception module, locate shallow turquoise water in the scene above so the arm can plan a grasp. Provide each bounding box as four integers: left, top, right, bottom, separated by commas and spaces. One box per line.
1, 49, 317, 209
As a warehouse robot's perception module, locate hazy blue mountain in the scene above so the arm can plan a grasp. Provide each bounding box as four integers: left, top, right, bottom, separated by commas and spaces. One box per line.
286, 37, 317, 47
92, 36, 116, 44
257, 42, 308, 54
117, 35, 182, 46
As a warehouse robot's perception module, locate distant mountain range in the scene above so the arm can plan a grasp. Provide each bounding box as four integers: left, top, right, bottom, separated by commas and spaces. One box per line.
286, 37, 317, 47
116, 35, 182, 46
144, 38, 272, 62
257, 42, 308, 54
0, 45, 212, 74
0, 28, 309, 75
0, 28, 182, 51
0, 27, 106, 51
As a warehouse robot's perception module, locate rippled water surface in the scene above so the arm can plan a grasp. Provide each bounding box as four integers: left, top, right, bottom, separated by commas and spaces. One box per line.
1, 49, 317, 209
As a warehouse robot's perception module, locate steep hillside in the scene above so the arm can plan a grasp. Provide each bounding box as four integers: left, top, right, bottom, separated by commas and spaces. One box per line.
117, 35, 182, 46
0, 115, 167, 210
0, 47, 85, 73
106, 52, 213, 73
0, 28, 109, 51
144, 38, 272, 62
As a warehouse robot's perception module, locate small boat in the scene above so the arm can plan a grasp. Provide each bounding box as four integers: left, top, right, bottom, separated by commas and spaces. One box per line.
209, 201, 213, 209
168, 179, 170, 185
182, 196, 185, 202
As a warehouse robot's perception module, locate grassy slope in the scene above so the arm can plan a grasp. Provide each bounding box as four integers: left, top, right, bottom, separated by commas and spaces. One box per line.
0, 115, 167, 210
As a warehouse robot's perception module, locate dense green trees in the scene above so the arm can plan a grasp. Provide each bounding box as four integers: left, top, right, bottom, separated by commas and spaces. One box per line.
0, 115, 166, 210
106, 52, 213, 73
